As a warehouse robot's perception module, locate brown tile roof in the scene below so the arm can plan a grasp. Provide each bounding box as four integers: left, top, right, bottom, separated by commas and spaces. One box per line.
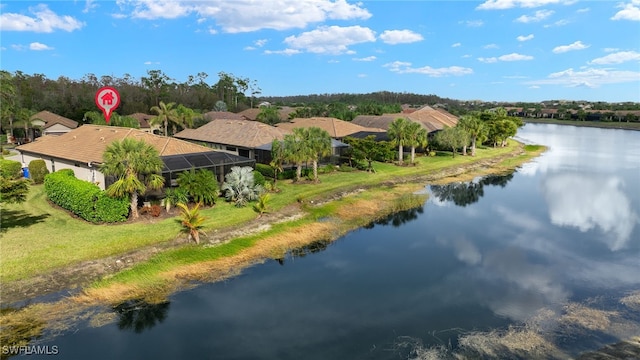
352, 107, 458, 133
127, 113, 154, 128
237, 106, 298, 122
17, 124, 211, 164
276, 117, 385, 138
405, 106, 458, 131
31, 111, 78, 130
174, 119, 289, 148
352, 115, 406, 130
203, 111, 246, 121
237, 108, 261, 121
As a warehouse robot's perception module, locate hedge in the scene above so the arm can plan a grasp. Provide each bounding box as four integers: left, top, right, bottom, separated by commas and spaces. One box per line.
44, 170, 129, 223
254, 163, 274, 179
0, 159, 23, 179
28, 159, 49, 184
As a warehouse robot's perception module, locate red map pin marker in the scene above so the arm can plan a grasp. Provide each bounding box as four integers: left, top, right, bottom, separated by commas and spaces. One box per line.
95, 86, 121, 124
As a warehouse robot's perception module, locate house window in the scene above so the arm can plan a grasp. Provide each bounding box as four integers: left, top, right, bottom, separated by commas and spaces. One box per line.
226, 146, 237, 152
238, 149, 250, 158
51, 159, 55, 172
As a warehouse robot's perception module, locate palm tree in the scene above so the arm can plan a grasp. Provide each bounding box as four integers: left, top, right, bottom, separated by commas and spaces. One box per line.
269, 139, 285, 188
101, 138, 165, 219
176, 104, 199, 130
256, 106, 281, 125
457, 114, 486, 156
405, 121, 426, 164
387, 117, 410, 165
305, 127, 332, 183
176, 202, 206, 244
284, 128, 309, 182
13, 108, 36, 143
150, 101, 179, 136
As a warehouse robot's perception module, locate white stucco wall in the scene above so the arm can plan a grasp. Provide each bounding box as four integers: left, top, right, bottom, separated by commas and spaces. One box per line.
18, 153, 106, 189
43, 124, 73, 136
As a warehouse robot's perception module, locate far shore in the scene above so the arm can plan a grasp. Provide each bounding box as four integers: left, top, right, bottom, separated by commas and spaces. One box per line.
523, 118, 640, 131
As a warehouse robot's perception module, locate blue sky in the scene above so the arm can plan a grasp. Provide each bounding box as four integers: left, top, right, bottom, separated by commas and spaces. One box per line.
1, 0, 639, 102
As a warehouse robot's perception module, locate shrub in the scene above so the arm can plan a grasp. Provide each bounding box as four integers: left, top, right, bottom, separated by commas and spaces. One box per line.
221, 166, 263, 207
177, 168, 217, 206
279, 169, 296, 180
28, 159, 49, 184
0, 159, 23, 179
44, 170, 129, 223
255, 163, 275, 179
253, 170, 266, 187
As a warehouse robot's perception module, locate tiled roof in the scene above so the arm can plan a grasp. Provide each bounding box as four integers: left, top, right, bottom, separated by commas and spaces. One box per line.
237, 106, 298, 122
31, 111, 79, 130
352, 106, 458, 133
203, 111, 245, 121
174, 119, 289, 148
127, 113, 154, 128
352, 115, 405, 130
17, 125, 211, 164
275, 117, 385, 138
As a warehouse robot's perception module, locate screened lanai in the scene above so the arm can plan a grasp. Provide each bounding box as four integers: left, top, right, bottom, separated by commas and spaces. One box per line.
161, 151, 255, 186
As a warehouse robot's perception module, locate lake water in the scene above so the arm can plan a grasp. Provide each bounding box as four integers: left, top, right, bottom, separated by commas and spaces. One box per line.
30, 124, 640, 359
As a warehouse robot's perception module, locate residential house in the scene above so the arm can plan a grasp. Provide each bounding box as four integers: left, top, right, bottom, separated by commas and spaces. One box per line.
174, 119, 289, 163
275, 117, 385, 141
31, 110, 79, 137
237, 106, 297, 122
352, 105, 458, 134
127, 113, 158, 133
16, 125, 253, 189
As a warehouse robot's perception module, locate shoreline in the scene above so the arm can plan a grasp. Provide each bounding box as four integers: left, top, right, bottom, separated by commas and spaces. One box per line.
1, 143, 544, 308
523, 118, 640, 131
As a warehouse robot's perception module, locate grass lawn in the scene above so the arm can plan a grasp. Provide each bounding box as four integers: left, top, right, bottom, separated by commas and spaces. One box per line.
1, 140, 530, 285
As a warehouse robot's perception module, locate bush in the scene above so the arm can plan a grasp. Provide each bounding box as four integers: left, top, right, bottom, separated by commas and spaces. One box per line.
221, 166, 263, 207
177, 168, 217, 206
44, 170, 129, 223
253, 170, 266, 186
28, 159, 49, 184
255, 163, 275, 179
279, 169, 296, 180
0, 159, 23, 180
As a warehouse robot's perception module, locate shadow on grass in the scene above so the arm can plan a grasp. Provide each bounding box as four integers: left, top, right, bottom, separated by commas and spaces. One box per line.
0, 209, 50, 232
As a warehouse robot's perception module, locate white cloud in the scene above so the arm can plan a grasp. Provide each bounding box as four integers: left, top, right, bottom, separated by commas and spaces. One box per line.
501, 53, 534, 61
515, 9, 554, 23
254, 39, 268, 47
479, 53, 534, 63
604, 47, 620, 53
118, 0, 371, 32
379, 29, 423, 44
11, 44, 26, 51
526, 67, 640, 88
544, 18, 570, 27
462, 20, 485, 27
529, 85, 540, 89
83, 0, 99, 13
283, 25, 376, 54
611, 0, 640, 21
477, 0, 572, 10
143, 61, 160, 65
0, 47, 6, 51
517, 34, 534, 41
208, 28, 218, 35
452, 42, 462, 47
590, 51, 640, 64
263, 48, 302, 56
576, 7, 590, 13
462, 54, 472, 58
353, 56, 376, 61
552, 40, 589, 54
29, 42, 53, 51
484, 43, 500, 49
0, 4, 84, 32
384, 61, 473, 77
357, 74, 367, 78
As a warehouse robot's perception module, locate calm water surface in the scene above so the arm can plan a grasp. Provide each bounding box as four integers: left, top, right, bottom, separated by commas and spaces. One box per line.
34, 124, 640, 359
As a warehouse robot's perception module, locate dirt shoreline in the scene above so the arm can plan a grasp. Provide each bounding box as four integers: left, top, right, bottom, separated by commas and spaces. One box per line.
2, 146, 531, 307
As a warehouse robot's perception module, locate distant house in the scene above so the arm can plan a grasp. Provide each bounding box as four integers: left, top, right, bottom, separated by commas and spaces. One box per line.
127, 113, 158, 133
30, 111, 79, 136
237, 106, 297, 122
352, 106, 458, 135
16, 125, 253, 189
202, 111, 245, 121
174, 119, 289, 163
275, 117, 385, 140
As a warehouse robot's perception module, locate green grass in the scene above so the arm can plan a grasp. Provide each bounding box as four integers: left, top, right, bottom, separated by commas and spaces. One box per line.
0, 140, 529, 284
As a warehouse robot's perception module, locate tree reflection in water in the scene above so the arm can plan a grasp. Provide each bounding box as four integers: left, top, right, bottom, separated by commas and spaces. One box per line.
429, 173, 514, 207
275, 239, 332, 265
363, 206, 425, 229
113, 299, 170, 333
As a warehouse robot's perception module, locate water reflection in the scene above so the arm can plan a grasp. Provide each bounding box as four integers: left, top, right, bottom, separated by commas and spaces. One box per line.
429, 173, 514, 207
542, 173, 639, 251
113, 300, 170, 333
363, 206, 424, 229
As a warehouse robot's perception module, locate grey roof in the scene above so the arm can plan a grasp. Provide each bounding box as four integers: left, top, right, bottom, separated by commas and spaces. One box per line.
255, 138, 349, 151
161, 151, 254, 173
